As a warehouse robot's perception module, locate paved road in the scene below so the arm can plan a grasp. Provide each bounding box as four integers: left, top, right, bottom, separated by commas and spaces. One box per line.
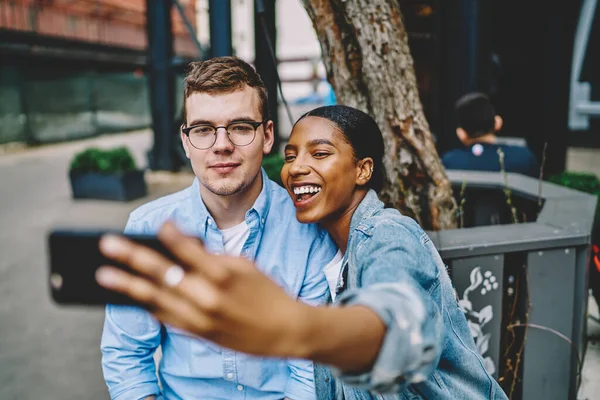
0, 130, 192, 400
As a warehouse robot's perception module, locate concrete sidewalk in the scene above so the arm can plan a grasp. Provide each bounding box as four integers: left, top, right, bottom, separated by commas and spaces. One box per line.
0, 129, 192, 400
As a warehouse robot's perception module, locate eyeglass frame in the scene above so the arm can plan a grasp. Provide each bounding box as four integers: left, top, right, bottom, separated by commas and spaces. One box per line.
181, 119, 268, 150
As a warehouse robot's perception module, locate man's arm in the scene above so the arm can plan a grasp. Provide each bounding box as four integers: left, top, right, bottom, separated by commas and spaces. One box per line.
101, 305, 162, 399
284, 231, 336, 400
100, 217, 162, 400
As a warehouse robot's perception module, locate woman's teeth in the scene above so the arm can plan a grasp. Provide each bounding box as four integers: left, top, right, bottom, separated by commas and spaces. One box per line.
293, 186, 321, 195
293, 185, 321, 201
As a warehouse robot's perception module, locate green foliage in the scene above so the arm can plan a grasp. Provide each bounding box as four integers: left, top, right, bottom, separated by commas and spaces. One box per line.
69, 146, 138, 174
262, 153, 285, 185
548, 171, 600, 233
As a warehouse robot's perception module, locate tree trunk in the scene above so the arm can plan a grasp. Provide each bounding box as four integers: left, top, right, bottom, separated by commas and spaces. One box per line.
301, 0, 456, 230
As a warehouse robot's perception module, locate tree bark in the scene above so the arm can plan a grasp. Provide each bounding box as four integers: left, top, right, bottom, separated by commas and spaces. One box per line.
301, 0, 456, 230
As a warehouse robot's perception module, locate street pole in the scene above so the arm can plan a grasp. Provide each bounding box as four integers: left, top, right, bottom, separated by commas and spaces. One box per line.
254, 0, 279, 154
146, 0, 176, 171
209, 0, 233, 57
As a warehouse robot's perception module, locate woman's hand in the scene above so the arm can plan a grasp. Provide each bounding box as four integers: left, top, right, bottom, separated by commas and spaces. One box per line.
96, 221, 309, 358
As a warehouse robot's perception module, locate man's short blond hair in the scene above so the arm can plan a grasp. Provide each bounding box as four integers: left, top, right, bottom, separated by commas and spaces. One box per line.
183, 56, 269, 125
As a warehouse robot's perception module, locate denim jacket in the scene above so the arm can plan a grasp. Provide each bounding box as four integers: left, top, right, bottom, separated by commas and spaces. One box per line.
315, 190, 507, 400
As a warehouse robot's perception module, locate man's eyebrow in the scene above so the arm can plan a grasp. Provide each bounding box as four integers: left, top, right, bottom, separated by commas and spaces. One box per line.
188, 119, 212, 126
187, 116, 258, 126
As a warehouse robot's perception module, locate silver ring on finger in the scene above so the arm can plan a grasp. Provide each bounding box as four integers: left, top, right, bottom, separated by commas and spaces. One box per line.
163, 264, 185, 288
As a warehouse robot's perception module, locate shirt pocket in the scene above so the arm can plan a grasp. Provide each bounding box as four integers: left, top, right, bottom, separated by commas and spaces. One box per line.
235, 353, 288, 389
163, 325, 222, 378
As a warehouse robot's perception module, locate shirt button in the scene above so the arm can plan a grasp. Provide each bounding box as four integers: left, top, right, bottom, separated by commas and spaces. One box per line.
237, 385, 244, 391
226, 373, 233, 380
208, 219, 213, 226
261, 218, 265, 224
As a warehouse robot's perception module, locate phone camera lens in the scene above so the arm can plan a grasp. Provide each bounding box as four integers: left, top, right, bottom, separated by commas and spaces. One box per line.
50, 273, 63, 290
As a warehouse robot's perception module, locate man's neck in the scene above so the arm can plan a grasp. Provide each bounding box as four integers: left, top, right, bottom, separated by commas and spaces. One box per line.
200, 174, 263, 230
469, 133, 497, 146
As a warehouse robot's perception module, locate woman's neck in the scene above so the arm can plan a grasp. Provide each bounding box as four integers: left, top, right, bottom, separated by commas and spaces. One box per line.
321, 190, 367, 254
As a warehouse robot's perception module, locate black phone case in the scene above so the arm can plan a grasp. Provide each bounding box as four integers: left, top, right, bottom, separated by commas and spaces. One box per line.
47, 229, 173, 306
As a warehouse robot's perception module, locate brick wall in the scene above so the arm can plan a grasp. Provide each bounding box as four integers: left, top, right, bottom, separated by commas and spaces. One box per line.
0, 0, 198, 56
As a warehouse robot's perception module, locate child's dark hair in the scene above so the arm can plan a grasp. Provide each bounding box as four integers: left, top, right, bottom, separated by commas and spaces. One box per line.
295, 105, 385, 192
455, 92, 496, 137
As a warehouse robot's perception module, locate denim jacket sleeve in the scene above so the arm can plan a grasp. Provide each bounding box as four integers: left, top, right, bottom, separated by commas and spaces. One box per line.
100, 216, 162, 400
332, 219, 444, 393
286, 230, 336, 400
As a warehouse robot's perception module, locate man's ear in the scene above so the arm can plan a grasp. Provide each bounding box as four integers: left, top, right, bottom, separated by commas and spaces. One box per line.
180, 128, 191, 159
356, 158, 374, 186
494, 115, 503, 133
456, 128, 470, 146
262, 120, 275, 155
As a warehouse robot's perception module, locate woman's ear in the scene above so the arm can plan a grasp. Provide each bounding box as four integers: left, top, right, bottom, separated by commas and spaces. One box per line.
356, 158, 374, 186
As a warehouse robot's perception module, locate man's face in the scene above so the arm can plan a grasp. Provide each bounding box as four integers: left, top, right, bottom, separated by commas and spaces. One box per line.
182, 86, 274, 197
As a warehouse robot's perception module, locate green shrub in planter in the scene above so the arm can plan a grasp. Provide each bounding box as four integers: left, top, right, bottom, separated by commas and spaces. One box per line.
70, 147, 138, 174
69, 147, 146, 201
548, 171, 600, 237
262, 153, 285, 186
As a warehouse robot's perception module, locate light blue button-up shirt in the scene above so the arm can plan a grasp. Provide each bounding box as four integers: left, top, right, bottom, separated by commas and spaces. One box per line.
101, 170, 337, 400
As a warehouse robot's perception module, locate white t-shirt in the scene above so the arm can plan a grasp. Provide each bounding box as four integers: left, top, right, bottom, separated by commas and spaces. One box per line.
219, 221, 250, 256
322, 250, 344, 300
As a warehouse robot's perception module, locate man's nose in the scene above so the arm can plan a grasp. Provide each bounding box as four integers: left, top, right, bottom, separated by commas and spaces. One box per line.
212, 127, 235, 152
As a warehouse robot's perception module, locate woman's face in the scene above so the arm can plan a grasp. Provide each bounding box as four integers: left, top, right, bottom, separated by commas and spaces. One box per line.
281, 116, 363, 224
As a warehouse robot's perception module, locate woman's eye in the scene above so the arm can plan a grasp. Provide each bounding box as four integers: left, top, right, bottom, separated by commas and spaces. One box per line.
313, 152, 329, 158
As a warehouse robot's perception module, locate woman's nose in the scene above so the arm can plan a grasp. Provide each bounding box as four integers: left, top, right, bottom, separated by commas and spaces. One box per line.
288, 158, 311, 176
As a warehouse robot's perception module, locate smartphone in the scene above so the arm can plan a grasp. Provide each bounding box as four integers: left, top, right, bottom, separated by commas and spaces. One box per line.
47, 229, 175, 306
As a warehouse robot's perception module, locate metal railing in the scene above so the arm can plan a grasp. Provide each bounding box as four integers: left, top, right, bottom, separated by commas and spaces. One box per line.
428, 170, 597, 399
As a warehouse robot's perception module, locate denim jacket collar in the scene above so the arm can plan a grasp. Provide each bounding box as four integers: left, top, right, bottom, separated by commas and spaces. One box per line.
334, 190, 384, 297
191, 168, 273, 234
349, 189, 384, 237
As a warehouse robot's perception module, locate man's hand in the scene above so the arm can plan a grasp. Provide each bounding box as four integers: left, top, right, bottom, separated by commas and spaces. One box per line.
96, 221, 308, 358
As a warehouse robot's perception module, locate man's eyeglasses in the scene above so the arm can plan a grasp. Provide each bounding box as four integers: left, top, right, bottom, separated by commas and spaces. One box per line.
182, 119, 267, 150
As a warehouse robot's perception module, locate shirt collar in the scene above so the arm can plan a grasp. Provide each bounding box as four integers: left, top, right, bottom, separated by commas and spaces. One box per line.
247, 168, 273, 225
191, 168, 273, 232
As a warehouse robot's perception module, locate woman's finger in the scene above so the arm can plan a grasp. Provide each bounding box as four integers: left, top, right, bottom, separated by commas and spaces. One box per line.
96, 266, 162, 305
157, 221, 232, 284
96, 266, 216, 335
97, 256, 226, 320
99, 234, 175, 285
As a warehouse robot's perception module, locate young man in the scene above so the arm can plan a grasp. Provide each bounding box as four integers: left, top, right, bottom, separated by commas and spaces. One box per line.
442, 92, 539, 177
100, 57, 338, 400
